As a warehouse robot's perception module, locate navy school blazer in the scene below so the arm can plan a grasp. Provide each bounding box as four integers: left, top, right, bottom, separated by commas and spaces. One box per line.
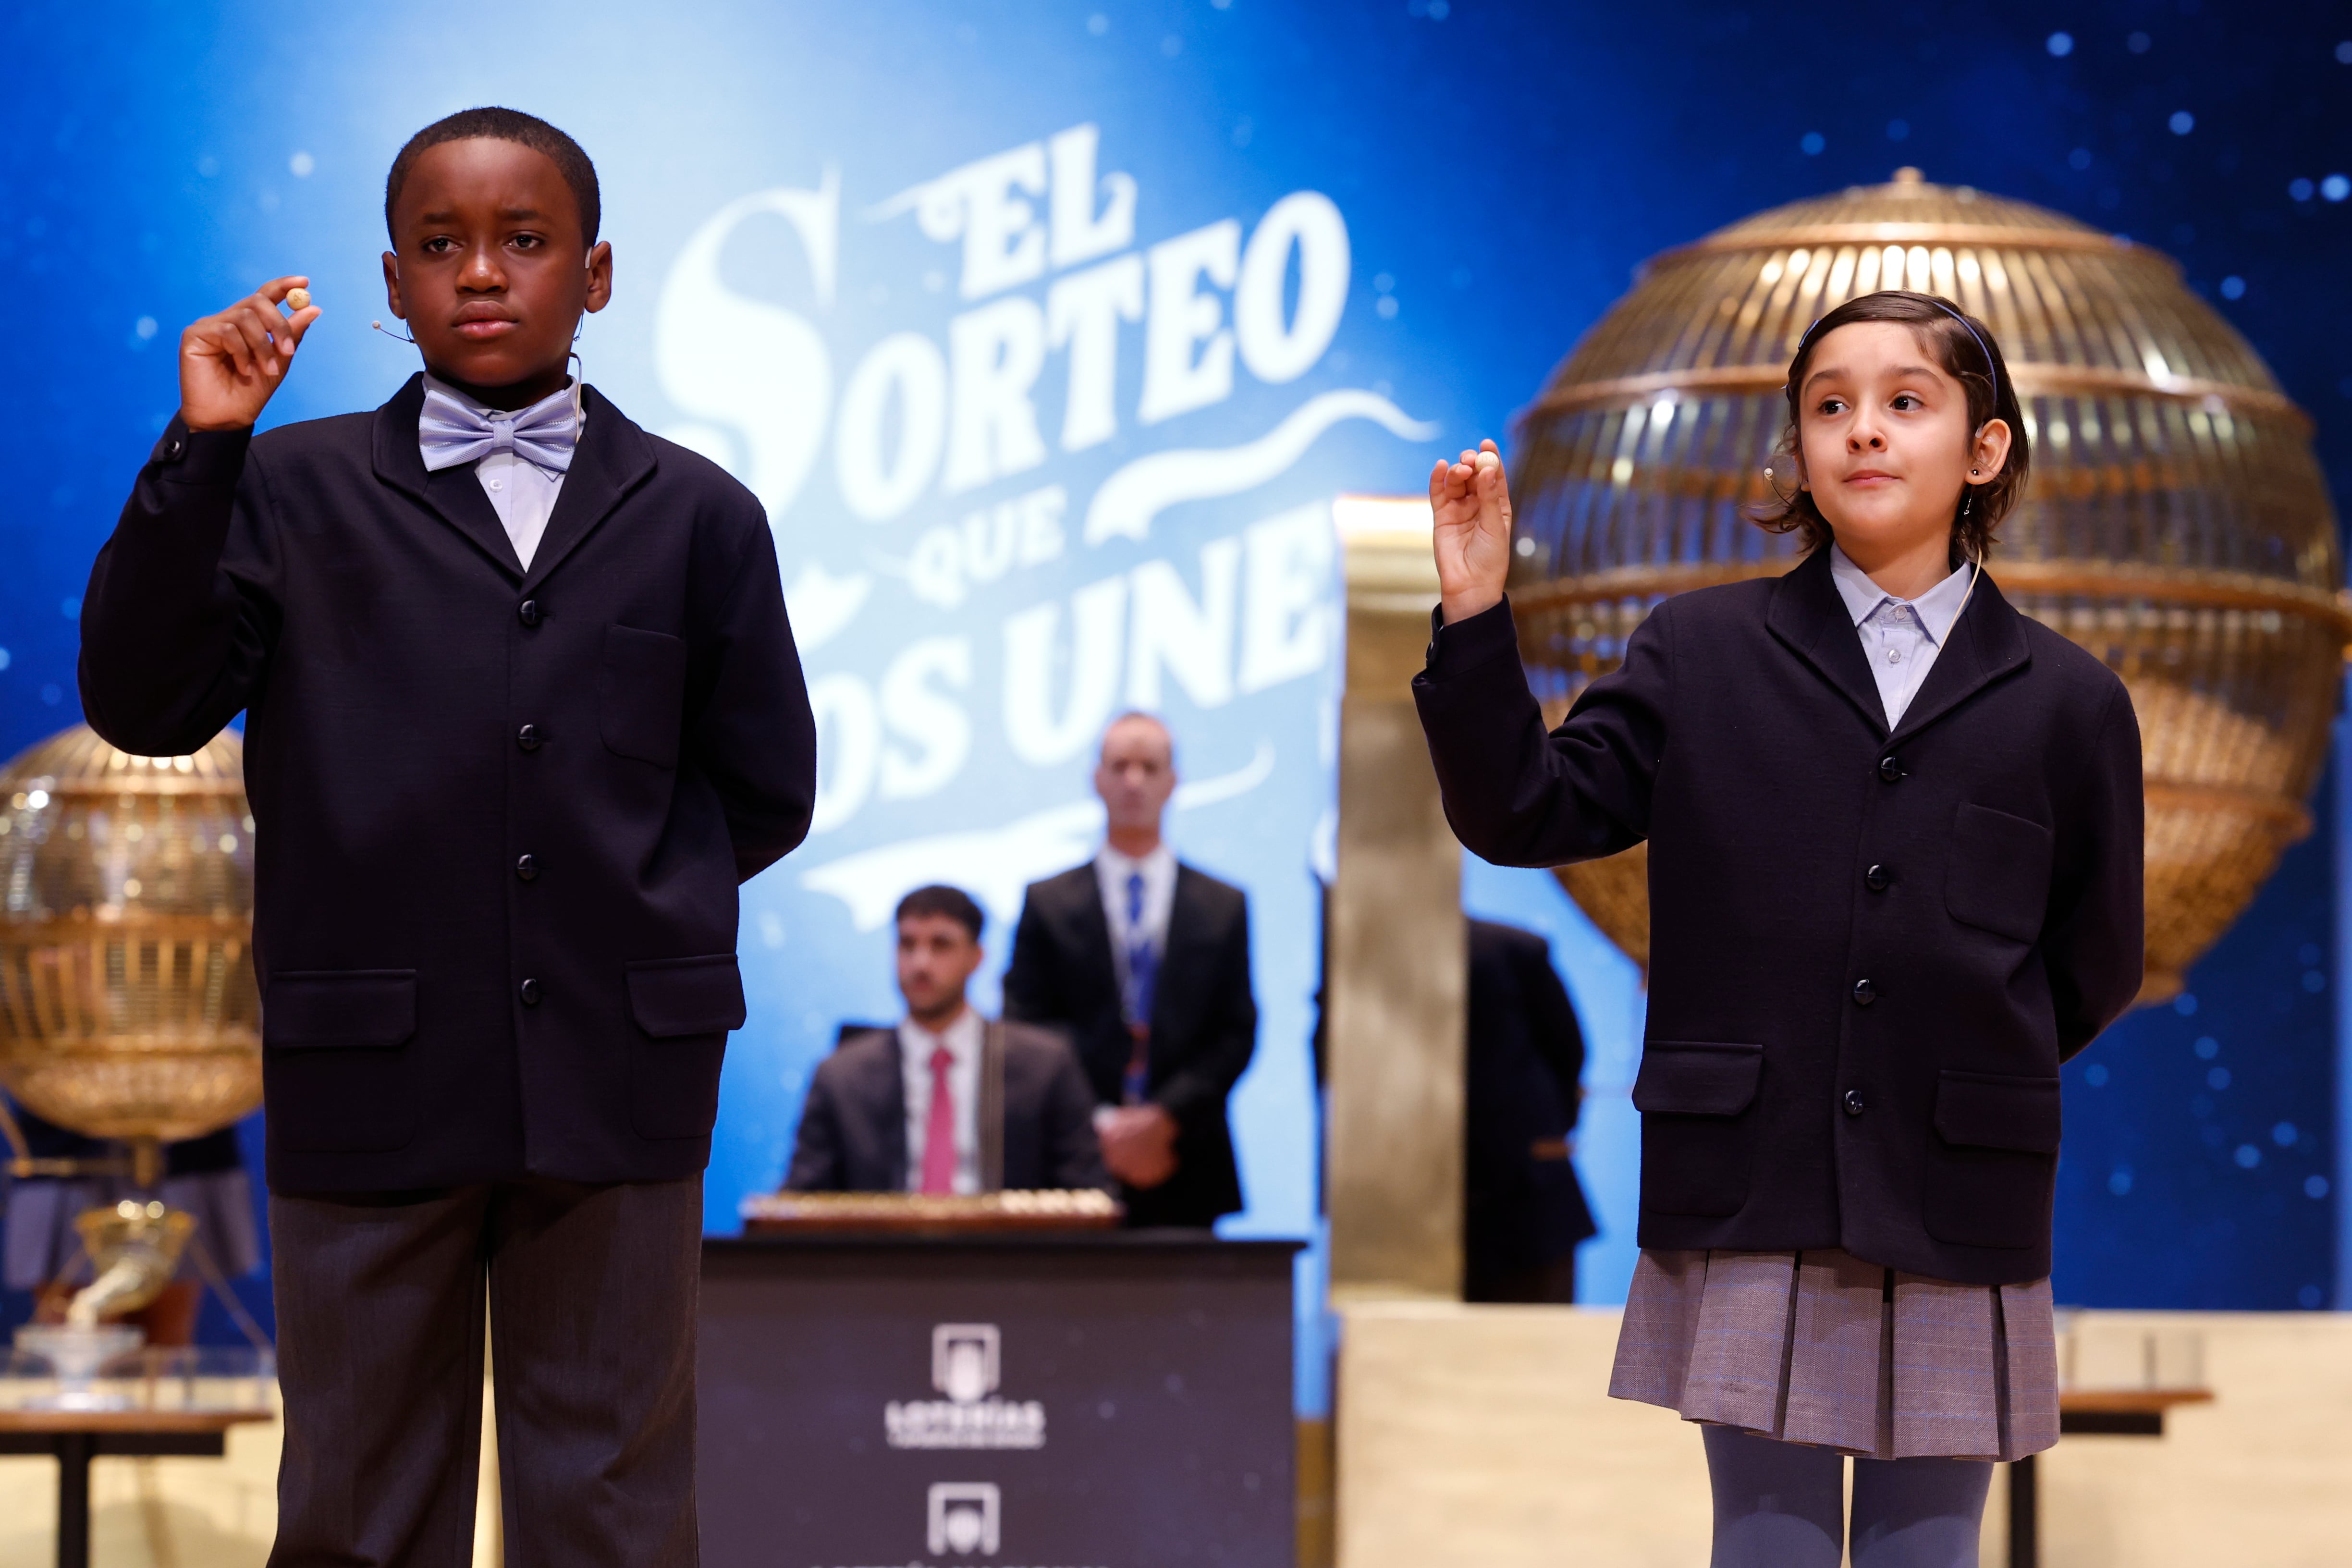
1413, 547, 2143, 1284
78, 376, 817, 1192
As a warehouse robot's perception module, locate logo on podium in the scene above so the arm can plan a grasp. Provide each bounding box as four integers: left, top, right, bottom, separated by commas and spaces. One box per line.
927, 1482, 1002, 1556
934, 1323, 1001, 1403
886, 1323, 1047, 1449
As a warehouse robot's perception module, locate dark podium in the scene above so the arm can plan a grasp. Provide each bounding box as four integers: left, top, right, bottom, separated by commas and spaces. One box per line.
698, 1213, 1299, 1568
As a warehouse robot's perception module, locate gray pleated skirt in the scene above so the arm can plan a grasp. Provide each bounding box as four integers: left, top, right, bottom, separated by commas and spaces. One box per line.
1609, 1247, 2058, 1462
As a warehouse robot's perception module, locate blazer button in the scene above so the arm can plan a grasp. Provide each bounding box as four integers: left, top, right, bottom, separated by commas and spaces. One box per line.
519, 978, 542, 1006
1865, 864, 1890, 893
515, 853, 539, 882
517, 723, 543, 752
1844, 1089, 1867, 1116
518, 599, 542, 628
1851, 978, 1877, 1005
1878, 755, 1904, 783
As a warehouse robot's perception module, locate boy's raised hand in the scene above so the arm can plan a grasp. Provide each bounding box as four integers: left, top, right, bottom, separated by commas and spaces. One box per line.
180, 277, 322, 432
1430, 438, 1514, 624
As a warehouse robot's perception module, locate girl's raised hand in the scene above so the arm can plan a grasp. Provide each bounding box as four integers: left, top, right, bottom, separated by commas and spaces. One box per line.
1430, 438, 1514, 623
180, 277, 322, 432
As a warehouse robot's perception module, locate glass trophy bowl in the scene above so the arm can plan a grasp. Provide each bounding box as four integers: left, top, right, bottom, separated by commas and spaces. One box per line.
3, 1333, 275, 1416
10, 1323, 146, 1411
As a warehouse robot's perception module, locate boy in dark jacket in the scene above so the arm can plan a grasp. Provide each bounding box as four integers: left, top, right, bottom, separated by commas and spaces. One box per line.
79, 108, 815, 1564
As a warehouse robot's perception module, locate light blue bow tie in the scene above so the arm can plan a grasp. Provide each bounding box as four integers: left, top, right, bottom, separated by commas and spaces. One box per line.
418, 382, 579, 476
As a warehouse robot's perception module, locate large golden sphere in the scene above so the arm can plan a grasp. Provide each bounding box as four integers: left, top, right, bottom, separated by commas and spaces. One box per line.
1509, 169, 2346, 1004
0, 725, 259, 1140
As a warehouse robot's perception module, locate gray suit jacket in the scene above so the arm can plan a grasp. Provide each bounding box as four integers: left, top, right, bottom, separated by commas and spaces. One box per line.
784, 1019, 1108, 1192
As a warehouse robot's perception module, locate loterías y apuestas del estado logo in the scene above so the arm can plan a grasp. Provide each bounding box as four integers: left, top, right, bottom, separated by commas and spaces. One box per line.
887, 1323, 1045, 1450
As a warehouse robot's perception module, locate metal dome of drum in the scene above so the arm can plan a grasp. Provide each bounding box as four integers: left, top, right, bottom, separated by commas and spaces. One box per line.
1507, 169, 2347, 1004
0, 724, 260, 1148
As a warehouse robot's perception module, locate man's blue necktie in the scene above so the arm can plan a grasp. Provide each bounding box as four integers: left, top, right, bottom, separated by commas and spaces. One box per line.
1122, 870, 1157, 1104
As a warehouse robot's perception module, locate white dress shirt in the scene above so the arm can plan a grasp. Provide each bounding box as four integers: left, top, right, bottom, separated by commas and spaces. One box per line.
899, 1007, 984, 1195
1827, 544, 1976, 729
419, 371, 574, 571
1095, 841, 1177, 973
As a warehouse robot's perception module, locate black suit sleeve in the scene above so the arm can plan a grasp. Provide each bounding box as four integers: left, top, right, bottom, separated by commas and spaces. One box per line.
1155, 895, 1257, 1131
1411, 595, 1669, 868
1001, 890, 1057, 1025
2045, 682, 2146, 1061
784, 1061, 847, 1191
686, 507, 817, 883
79, 418, 277, 756
1043, 1047, 1112, 1191
1508, 932, 1587, 1133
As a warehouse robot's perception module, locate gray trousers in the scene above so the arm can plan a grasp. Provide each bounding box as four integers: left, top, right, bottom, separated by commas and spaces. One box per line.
267, 1177, 703, 1568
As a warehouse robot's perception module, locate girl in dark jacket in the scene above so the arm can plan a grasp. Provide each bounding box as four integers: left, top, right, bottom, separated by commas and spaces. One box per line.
1413, 291, 2143, 1568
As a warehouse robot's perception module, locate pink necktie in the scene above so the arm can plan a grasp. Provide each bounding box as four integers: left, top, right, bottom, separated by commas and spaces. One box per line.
920, 1045, 957, 1194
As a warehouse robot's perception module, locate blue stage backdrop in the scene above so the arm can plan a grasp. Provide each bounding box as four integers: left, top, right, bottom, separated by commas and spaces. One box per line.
0, 1, 2346, 1370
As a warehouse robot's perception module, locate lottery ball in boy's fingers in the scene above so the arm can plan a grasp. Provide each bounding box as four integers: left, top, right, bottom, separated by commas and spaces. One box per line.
179, 275, 321, 433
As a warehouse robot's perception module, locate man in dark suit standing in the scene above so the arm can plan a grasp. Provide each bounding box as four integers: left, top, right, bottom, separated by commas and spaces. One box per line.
1003, 714, 1256, 1228
1462, 919, 1595, 1303
788, 886, 1104, 1194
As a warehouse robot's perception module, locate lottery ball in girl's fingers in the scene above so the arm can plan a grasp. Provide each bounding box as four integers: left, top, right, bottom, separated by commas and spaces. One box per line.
284, 288, 311, 312
1475, 449, 1502, 473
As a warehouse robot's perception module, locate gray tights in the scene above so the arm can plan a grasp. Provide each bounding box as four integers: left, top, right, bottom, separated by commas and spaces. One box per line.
1703, 1425, 1993, 1568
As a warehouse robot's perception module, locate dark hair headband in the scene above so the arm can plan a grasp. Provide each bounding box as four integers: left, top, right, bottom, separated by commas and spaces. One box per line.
1792, 295, 2000, 410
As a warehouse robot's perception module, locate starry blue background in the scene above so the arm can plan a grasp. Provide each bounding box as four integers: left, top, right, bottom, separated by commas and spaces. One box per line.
0, 0, 2346, 1352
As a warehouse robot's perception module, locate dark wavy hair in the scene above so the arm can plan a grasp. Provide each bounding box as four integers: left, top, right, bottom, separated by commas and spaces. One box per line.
385, 107, 600, 246
896, 884, 984, 943
1750, 290, 2030, 563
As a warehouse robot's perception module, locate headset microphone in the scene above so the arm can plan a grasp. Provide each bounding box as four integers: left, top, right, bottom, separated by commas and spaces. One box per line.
370, 319, 419, 345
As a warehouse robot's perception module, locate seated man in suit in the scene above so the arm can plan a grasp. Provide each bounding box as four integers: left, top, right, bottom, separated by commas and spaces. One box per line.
787, 885, 1105, 1194
1462, 918, 1596, 1303
1003, 713, 1257, 1228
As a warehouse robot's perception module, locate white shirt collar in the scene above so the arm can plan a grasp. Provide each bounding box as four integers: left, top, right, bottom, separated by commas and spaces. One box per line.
1827, 543, 1975, 646
1096, 840, 1176, 880
900, 1006, 982, 1058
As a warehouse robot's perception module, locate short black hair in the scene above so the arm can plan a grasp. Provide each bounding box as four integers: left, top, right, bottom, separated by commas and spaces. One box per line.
895, 885, 984, 942
384, 107, 601, 247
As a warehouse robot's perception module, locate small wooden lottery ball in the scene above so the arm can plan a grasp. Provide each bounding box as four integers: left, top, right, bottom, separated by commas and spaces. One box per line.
284, 287, 311, 311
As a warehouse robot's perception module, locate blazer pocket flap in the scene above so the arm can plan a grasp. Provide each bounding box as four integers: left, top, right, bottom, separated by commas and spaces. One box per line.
600, 623, 690, 766
1946, 803, 2055, 943
1935, 1070, 2062, 1152
1632, 1042, 1764, 1116
265, 970, 417, 1051
627, 955, 747, 1038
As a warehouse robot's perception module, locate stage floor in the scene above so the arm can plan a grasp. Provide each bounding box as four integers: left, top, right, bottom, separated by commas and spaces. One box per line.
1338, 1304, 2352, 1568
4, 1305, 2347, 1565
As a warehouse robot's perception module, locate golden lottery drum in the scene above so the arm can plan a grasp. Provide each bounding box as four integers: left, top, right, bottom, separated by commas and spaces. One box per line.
0, 724, 260, 1140
1508, 170, 2347, 1005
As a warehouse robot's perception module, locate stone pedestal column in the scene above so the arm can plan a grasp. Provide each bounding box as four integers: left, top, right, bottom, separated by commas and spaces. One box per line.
1324, 498, 1465, 1302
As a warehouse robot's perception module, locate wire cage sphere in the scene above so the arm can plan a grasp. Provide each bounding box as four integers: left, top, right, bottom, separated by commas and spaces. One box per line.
1509, 169, 2347, 1005
0, 724, 260, 1141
